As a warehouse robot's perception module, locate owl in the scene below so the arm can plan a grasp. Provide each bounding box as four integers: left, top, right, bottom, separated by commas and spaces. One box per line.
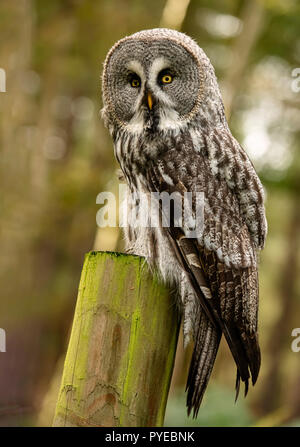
101, 28, 267, 417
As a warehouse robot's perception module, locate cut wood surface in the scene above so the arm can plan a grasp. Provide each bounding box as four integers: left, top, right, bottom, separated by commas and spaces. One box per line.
53, 251, 180, 427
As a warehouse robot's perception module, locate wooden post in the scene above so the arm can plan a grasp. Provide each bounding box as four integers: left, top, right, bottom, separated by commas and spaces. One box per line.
53, 251, 180, 427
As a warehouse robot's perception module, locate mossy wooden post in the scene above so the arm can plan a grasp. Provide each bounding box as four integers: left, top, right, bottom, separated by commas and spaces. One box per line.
53, 251, 180, 427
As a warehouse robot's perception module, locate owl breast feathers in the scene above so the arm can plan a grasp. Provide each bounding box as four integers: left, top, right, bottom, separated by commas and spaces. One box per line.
101, 28, 267, 417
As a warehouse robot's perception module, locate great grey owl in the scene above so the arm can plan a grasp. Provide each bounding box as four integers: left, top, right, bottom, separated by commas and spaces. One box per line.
101, 28, 267, 417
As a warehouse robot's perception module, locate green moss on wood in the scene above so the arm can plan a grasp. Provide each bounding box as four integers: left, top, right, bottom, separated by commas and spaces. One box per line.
53, 251, 180, 427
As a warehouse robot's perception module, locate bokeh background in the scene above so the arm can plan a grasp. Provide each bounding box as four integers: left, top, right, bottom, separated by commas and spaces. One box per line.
0, 0, 299, 427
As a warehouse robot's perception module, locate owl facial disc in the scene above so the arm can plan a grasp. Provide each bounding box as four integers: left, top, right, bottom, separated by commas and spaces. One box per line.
102, 30, 204, 134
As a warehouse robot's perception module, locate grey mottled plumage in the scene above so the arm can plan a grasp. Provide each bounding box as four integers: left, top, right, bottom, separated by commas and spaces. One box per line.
101, 28, 267, 417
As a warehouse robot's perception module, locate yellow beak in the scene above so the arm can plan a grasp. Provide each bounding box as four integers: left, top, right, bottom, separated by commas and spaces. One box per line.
147, 92, 153, 110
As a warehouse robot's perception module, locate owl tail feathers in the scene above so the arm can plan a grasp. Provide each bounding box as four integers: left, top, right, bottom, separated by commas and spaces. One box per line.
186, 314, 222, 418
226, 328, 261, 402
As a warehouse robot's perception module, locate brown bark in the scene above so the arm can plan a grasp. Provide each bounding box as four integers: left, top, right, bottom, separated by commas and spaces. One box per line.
53, 252, 180, 427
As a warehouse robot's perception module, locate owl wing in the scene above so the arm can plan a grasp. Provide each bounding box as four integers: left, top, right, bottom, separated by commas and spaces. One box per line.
145, 131, 263, 416
203, 127, 267, 254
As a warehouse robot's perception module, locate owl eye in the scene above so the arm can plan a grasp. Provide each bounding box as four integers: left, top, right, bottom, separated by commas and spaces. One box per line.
159, 72, 173, 85
129, 75, 141, 88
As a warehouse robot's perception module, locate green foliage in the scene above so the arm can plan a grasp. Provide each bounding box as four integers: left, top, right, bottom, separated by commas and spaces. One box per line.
165, 384, 253, 427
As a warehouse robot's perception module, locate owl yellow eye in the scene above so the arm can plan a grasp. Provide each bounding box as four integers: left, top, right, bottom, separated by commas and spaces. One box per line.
161, 74, 173, 84
131, 78, 140, 88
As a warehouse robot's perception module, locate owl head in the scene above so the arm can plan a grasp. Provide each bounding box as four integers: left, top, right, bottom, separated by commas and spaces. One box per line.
102, 28, 227, 135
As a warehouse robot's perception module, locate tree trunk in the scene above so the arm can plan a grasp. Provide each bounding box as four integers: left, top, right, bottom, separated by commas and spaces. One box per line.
53, 251, 180, 427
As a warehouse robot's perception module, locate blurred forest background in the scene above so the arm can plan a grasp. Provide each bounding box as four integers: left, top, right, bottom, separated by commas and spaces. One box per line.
0, 0, 299, 427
